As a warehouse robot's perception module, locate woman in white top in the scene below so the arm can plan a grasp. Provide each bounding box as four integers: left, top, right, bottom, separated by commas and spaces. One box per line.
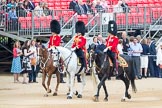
156, 42, 162, 78
117, 39, 123, 55
28, 39, 38, 83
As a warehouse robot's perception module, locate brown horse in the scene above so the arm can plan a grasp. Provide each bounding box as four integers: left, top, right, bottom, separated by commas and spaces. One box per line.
38, 47, 60, 97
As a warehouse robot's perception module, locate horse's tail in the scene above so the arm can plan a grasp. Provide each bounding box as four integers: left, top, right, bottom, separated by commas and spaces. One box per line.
130, 78, 137, 93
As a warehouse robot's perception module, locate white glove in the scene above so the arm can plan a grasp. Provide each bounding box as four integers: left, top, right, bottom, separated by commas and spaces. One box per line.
103, 48, 108, 52
71, 47, 76, 51
48, 48, 52, 52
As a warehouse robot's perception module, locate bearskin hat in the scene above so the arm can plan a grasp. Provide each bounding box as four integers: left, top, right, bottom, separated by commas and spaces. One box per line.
108, 20, 117, 36
50, 20, 61, 34
75, 21, 85, 36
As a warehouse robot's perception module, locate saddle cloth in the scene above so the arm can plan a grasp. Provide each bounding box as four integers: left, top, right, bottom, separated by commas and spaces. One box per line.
108, 55, 128, 67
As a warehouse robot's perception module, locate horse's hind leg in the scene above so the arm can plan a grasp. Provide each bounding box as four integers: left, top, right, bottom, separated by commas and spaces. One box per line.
53, 71, 60, 96
103, 81, 108, 101
120, 74, 131, 102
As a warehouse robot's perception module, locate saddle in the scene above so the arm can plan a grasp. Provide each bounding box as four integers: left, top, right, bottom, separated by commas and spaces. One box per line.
108, 55, 128, 68
118, 55, 128, 67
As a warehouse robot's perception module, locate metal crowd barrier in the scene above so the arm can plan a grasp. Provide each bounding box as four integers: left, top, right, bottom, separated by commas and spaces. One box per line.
3, 6, 162, 38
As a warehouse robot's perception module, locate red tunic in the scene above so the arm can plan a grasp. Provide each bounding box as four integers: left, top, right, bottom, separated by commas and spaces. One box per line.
48, 35, 61, 48
72, 35, 86, 51
105, 35, 119, 53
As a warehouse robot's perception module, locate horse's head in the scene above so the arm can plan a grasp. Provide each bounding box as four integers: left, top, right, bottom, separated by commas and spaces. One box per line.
50, 47, 61, 67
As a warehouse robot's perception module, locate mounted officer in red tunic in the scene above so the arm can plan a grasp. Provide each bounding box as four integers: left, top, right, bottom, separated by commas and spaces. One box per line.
71, 21, 87, 75
48, 20, 61, 48
104, 20, 119, 76
48, 20, 64, 73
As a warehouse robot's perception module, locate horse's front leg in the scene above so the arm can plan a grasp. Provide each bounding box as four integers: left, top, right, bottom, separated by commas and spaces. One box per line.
53, 71, 60, 96
67, 73, 75, 99
42, 71, 47, 91
94, 73, 107, 102
45, 72, 52, 97
77, 73, 86, 98
120, 74, 131, 102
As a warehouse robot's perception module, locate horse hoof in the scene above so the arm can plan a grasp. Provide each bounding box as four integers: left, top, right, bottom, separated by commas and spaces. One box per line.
104, 98, 108, 102
67, 93, 70, 95
77, 94, 82, 98
53, 92, 57, 96
127, 94, 131, 99
121, 98, 126, 102
47, 89, 52, 93
75, 91, 78, 95
93, 95, 99, 102
67, 96, 72, 99
44, 94, 48, 97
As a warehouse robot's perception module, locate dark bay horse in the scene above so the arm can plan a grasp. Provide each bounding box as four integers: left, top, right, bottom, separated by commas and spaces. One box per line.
38, 47, 60, 96
89, 45, 137, 102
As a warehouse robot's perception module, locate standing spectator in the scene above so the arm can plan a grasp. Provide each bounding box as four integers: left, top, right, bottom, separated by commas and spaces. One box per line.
28, 0, 35, 11
21, 40, 34, 84
156, 42, 162, 78
97, 34, 103, 45
69, 0, 78, 11
75, 0, 86, 15
117, 39, 123, 55
140, 39, 149, 78
121, 31, 129, 54
11, 41, 22, 83
34, 2, 45, 17
29, 40, 38, 83
130, 37, 143, 79
8, 6, 18, 30
127, 36, 134, 56
147, 37, 157, 77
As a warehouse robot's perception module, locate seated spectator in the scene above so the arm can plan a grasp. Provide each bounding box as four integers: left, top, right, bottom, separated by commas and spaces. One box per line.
16, 2, 28, 17
100, 0, 109, 11
95, 0, 104, 13
7, 0, 16, 10
15, 0, 20, 7
69, 0, 78, 11
121, 0, 130, 13
43, 2, 51, 16
34, 2, 45, 17
23, 0, 30, 13
83, 0, 93, 14
74, 0, 86, 15
113, 0, 123, 13
28, 0, 35, 11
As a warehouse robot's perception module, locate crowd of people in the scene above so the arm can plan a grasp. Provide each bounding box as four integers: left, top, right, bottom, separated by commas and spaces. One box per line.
69, 0, 129, 15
